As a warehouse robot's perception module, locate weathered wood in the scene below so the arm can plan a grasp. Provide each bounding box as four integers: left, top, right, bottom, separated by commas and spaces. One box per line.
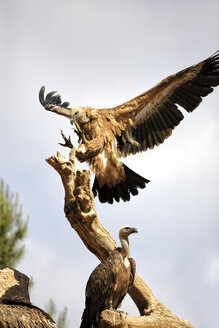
0, 268, 30, 302
46, 148, 194, 328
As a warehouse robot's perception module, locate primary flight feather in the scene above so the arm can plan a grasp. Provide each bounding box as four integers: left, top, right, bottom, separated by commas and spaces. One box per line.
39, 51, 219, 204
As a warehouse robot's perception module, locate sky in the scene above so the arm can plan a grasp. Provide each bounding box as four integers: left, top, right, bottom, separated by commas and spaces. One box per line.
0, 0, 219, 327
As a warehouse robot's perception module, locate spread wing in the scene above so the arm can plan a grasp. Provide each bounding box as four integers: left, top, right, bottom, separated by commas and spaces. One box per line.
105, 51, 219, 157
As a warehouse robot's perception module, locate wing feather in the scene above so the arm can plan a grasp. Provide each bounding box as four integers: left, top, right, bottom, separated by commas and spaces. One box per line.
128, 257, 136, 287
82, 250, 124, 325
0, 301, 55, 328
112, 51, 219, 156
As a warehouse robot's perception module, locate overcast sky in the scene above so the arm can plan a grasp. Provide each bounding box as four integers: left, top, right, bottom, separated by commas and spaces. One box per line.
0, 1, 219, 327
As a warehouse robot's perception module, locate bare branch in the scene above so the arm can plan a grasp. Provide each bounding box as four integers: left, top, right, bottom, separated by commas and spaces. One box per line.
46, 149, 116, 260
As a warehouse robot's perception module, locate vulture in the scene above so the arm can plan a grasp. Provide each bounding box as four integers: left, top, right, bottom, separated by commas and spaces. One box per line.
0, 297, 55, 328
80, 226, 138, 328
39, 51, 219, 204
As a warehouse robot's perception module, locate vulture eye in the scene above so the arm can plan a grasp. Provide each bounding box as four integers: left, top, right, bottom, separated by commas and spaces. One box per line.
74, 111, 79, 116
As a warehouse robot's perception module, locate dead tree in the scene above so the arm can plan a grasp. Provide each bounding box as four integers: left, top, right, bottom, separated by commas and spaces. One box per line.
46, 146, 194, 328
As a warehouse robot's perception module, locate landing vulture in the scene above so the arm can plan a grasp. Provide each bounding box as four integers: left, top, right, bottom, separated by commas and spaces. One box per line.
39, 51, 219, 203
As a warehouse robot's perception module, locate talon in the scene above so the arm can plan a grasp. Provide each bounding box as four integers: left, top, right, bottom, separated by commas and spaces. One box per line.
59, 130, 73, 149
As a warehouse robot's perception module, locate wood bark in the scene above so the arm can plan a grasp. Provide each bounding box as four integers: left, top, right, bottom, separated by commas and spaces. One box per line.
46, 147, 194, 328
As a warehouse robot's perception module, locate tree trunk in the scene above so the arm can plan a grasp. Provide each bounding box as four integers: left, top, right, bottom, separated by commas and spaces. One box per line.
46, 148, 194, 328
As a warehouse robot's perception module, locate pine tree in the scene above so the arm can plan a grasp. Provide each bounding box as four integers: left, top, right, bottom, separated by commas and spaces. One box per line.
46, 299, 69, 328
0, 179, 28, 268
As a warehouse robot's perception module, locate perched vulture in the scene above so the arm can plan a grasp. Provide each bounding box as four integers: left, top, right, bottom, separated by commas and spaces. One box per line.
80, 226, 137, 328
39, 51, 219, 203
0, 298, 55, 328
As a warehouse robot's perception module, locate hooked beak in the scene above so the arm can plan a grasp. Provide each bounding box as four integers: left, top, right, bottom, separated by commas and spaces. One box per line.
70, 116, 75, 125
131, 227, 138, 234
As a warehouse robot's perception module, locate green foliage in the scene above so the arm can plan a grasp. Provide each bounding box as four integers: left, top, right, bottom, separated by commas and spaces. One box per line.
46, 299, 56, 319
0, 180, 69, 326
0, 179, 28, 268
56, 307, 69, 328
46, 299, 69, 328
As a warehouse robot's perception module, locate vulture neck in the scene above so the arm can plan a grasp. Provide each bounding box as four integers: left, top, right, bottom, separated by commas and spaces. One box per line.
120, 236, 130, 259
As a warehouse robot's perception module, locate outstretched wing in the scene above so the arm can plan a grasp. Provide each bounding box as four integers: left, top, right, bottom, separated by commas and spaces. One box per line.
106, 51, 219, 157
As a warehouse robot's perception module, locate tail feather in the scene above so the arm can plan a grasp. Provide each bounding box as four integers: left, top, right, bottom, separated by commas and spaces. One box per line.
92, 164, 150, 204
129, 185, 138, 196
118, 180, 130, 202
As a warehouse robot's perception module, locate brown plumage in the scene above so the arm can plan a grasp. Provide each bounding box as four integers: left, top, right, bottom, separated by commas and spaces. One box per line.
80, 226, 137, 328
39, 51, 219, 203
0, 298, 55, 328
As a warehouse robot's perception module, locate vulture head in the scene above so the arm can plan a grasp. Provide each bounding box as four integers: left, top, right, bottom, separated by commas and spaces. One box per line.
119, 226, 138, 258
119, 226, 138, 239
70, 107, 90, 124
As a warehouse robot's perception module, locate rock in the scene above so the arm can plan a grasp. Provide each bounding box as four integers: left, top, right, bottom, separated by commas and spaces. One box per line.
0, 268, 30, 302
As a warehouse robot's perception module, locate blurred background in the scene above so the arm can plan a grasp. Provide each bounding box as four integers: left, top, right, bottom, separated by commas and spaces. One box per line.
0, 0, 218, 327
